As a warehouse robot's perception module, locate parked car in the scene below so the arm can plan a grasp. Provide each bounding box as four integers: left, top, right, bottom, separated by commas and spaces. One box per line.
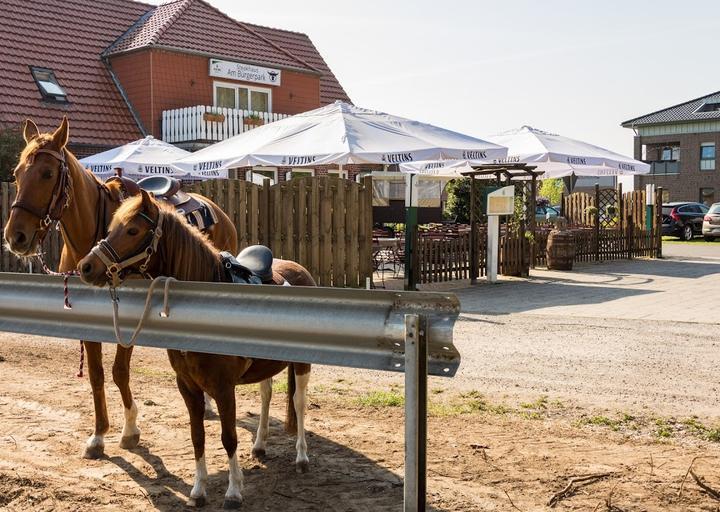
703, 202, 720, 241
536, 205, 560, 222
662, 202, 710, 240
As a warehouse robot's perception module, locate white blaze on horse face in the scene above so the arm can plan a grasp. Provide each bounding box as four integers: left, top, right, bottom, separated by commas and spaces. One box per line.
225, 451, 244, 504
121, 399, 140, 442
294, 371, 310, 471
252, 378, 272, 455
190, 455, 208, 503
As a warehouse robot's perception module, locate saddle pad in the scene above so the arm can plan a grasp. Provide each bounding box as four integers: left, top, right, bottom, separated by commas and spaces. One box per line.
182, 199, 218, 232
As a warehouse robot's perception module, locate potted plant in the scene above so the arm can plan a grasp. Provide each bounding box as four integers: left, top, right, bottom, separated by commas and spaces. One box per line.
203, 110, 226, 123
245, 113, 264, 126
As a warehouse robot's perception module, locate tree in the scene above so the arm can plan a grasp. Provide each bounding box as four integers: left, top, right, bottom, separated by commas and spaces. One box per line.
0, 124, 24, 182
444, 179, 492, 224
539, 178, 565, 205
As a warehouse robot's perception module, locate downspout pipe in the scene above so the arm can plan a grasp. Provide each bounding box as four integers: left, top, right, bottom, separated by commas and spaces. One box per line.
101, 55, 148, 137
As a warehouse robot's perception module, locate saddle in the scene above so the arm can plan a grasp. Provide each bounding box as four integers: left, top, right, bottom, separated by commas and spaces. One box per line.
106, 176, 217, 231
220, 245, 275, 284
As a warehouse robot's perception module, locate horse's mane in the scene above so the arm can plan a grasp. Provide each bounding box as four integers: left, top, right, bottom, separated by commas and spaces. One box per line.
112, 195, 221, 282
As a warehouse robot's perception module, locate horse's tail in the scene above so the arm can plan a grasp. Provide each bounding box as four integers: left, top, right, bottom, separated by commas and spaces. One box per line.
285, 364, 297, 434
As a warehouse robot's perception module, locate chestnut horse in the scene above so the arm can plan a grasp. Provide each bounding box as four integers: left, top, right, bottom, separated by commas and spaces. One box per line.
78, 191, 313, 508
2, 117, 238, 459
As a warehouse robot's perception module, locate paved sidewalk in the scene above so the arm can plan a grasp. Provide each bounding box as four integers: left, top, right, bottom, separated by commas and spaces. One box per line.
456, 255, 720, 324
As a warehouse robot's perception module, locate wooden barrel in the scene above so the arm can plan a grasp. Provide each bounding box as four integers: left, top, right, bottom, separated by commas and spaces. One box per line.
546, 230, 575, 270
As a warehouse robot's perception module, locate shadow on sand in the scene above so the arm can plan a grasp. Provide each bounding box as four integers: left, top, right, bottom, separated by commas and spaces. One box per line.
456, 258, 720, 315
108, 412, 449, 511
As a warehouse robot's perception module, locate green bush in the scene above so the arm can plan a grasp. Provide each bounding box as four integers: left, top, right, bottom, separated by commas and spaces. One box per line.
0, 124, 24, 182
539, 179, 565, 205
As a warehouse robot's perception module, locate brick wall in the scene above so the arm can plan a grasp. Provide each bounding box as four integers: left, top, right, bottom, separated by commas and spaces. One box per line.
109, 48, 321, 138
633, 132, 720, 203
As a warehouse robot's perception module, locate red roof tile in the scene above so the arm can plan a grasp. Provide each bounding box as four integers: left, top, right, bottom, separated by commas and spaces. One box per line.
0, 0, 350, 148
247, 24, 351, 104
0, 0, 149, 146
106, 0, 316, 73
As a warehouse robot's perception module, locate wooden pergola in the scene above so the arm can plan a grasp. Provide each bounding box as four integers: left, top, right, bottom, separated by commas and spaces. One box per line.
461, 163, 541, 283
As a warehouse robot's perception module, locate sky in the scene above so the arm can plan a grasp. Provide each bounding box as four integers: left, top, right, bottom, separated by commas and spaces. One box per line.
149, 0, 720, 155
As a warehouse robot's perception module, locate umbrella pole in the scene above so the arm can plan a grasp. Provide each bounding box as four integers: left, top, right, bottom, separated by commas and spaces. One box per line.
404, 174, 418, 291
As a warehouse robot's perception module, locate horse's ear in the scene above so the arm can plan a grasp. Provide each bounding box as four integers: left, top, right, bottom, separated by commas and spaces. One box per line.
140, 189, 159, 215
51, 116, 69, 149
23, 119, 39, 143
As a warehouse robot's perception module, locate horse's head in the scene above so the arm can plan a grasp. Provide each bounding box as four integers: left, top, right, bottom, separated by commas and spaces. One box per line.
79, 190, 161, 287
3, 117, 70, 256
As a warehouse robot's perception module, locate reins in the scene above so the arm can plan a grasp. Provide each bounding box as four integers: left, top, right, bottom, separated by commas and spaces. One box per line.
88, 210, 174, 348
14, 146, 110, 376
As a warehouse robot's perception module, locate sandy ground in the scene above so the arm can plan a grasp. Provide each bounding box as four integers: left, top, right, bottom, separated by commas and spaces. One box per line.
1, 324, 720, 511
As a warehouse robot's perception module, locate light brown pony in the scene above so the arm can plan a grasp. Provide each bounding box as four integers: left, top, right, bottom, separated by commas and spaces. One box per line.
3, 117, 238, 459
77, 192, 314, 508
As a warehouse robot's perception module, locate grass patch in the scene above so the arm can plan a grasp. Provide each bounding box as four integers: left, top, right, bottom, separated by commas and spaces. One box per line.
272, 380, 288, 394
655, 418, 673, 439
682, 417, 720, 443
576, 412, 640, 432
133, 367, 175, 380
520, 395, 549, 411
355, 390, 404, 408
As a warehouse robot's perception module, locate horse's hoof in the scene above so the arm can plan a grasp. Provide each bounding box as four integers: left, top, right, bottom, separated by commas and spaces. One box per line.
119, 433, 140, 450
223, 498, 243, 510
83, 444, 105, 460
251, 448, 266, 460
188, 496, 206, 508
296, 460, 310, 474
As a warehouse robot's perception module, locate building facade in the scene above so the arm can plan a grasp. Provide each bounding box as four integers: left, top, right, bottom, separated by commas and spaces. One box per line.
621, 91, 720, 205
0, 0, 355, 180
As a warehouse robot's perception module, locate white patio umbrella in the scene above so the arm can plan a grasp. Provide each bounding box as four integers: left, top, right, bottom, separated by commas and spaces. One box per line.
486, 126, 650, 178
79, 135, 190, 179
173, 101, 507, 177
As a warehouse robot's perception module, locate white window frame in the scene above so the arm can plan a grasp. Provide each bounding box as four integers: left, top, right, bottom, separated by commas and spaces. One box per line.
247, 166, 277, 183
327, 168, 348, 179
287, 168, 315, 180
700, 142, 715, 171
213, 80, 272, 112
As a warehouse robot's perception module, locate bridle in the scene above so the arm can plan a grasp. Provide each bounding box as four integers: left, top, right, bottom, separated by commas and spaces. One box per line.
11, 147, 71, 241
89, 210, 165, 288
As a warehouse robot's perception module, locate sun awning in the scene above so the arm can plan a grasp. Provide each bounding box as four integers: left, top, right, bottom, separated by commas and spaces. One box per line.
486, 126, 650, 178
173, 101, 507, 177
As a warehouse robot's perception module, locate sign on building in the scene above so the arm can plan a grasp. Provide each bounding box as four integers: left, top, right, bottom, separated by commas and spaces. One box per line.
209, 58, 282, 86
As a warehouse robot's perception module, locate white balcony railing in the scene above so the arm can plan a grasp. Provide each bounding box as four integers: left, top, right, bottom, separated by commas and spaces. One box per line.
162, 106, 290, 143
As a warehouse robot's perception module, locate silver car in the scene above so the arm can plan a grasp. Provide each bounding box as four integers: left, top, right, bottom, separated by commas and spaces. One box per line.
703, 202, 720, 241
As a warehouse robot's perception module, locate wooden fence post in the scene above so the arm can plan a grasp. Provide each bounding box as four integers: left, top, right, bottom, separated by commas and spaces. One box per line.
594, 184, 600, 262
469, 177, 478, 284
656, 187, 663, 258
627, 214, 634, 259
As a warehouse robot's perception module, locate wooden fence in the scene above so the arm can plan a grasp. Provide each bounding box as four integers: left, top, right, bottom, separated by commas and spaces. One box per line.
1, 177, 373, 288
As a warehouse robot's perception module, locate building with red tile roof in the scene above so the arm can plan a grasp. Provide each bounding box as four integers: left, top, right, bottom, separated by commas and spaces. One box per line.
0, 0, 350, 157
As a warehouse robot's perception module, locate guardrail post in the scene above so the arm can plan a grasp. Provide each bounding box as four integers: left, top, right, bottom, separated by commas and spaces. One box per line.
404, 314, 427, 512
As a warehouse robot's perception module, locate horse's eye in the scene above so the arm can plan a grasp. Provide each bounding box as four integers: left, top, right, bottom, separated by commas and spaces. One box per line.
41, 169, 53, 180
127, 227, 139, 236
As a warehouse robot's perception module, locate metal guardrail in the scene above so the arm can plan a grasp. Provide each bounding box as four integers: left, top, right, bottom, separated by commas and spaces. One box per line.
0, 272, 461, 511
0, 273, 460, 376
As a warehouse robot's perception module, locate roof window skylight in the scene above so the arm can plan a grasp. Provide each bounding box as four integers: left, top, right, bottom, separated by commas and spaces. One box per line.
30, 66, 68, 102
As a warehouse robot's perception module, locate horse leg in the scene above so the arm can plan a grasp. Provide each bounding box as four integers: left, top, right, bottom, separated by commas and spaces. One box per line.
83, 341, 109, 459
112, 345, 140, 449
251, 377, 272, 459
203, 392, 217, 419
216, 387, 243, 509
177, 377, 208, 508
293, 364, 311, 473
